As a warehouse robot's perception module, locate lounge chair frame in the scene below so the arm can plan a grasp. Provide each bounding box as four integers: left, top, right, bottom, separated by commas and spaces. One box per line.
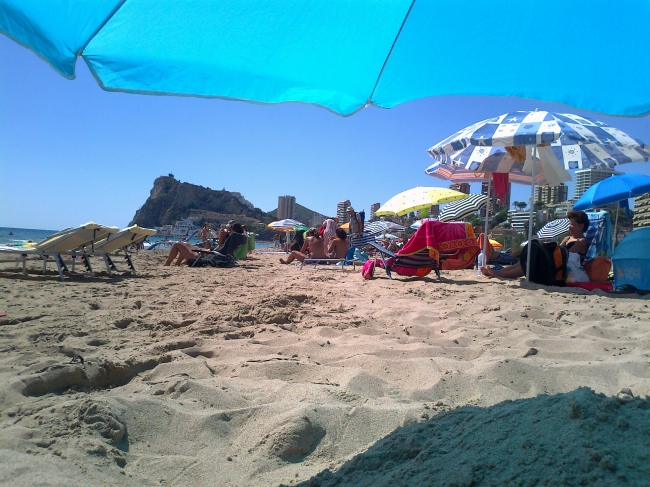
0, 224, 117, 280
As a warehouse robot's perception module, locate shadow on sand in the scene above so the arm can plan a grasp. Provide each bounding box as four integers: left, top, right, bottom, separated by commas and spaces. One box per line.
289, 388, 649, 487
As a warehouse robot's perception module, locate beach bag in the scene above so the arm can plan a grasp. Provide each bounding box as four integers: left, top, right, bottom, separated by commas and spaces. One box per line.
584, 257, 611, 282
519, 240, 568, 286
361, 259, 375, 279
187, 252, 236, 268
566, 253, 589, 283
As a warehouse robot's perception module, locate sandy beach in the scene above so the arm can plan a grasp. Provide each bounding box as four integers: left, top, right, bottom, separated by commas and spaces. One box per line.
1, 251, 649, 486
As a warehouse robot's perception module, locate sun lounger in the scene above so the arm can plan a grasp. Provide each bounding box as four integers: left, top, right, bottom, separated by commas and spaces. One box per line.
0, 222, 119, 280
93, 226, 157, 276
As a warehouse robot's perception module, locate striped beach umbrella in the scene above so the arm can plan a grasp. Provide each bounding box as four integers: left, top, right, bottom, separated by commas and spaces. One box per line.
365, 221, 406, 234
536, 218, 570, 240
267, 219, 304, 230
438, 194, 488, 222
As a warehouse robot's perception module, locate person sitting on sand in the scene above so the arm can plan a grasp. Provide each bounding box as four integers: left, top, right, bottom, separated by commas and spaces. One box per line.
164, 223, 245, 266
279, 228, 327, 264
481, 210, 589, 279
328, 228, 349, 258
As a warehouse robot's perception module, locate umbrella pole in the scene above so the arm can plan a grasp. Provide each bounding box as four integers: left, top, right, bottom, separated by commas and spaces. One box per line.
613, 203, 619, 251
484, 174, 491, 255
525, 148, 537, 281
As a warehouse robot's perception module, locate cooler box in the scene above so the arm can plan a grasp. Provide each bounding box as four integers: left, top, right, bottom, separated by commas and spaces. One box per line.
612, 228, 650, 292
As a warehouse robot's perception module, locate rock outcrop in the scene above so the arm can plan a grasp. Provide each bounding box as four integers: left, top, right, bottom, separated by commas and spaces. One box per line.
129, 176, 269, 227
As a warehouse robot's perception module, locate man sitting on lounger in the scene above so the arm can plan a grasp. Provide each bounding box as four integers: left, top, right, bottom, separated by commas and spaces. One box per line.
328, 228, 349, 258
279, 228, 327, 264
164, 223, 246, 266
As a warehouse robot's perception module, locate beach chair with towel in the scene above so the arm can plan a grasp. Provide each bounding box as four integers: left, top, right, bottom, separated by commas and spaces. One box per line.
365, 221, 479, 280
93, 225, 157, 276
0, 222, 118, 280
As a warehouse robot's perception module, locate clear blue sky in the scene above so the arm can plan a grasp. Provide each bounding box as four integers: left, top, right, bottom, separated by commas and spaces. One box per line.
1, 34, 649, 230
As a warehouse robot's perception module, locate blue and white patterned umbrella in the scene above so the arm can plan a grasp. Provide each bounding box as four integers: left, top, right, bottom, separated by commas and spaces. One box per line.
536, 218, 570, 240
364, 221, 406, 234
438, 194, 488, 222
426, 111, 650, 186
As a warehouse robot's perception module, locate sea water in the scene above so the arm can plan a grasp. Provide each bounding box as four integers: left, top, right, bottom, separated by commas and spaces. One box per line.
0, 227, 59, 246
0, 227, 274, 249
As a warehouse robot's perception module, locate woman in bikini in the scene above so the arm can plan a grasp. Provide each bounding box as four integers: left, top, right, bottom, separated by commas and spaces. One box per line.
481, 210, 589, 279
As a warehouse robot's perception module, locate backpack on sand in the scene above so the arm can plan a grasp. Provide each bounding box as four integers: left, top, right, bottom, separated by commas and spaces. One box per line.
519, 240, 568, 286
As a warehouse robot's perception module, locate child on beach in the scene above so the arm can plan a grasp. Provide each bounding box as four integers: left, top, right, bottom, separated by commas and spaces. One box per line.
328, 228, 349, 258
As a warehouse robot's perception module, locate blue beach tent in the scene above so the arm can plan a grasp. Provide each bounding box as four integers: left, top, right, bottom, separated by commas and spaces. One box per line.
1, 0, 649, 116
612, 229, 650, 292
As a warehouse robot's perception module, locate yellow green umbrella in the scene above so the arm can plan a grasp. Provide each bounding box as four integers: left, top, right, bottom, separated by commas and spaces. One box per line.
375, 186, 468, 217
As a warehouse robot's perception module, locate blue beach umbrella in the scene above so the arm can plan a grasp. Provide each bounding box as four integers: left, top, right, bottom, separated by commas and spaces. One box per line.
573, 173, 650, 249
1, 2, 649, 116
573, 174, 650, 211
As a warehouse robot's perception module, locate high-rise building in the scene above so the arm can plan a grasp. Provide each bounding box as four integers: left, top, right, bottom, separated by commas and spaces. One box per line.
450, 182, 470, 194
573, 168, 620, 200
550, 183, 569, 204
535, 183, 569, 205
482, 181, 511, 213
633, 193, 650, 229
337, 199, 351, 223
370, 203, 381, 221
277, 195, 296, 220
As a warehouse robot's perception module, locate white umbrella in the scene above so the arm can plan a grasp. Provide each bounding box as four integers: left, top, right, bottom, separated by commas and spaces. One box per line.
427, 110, 650, 280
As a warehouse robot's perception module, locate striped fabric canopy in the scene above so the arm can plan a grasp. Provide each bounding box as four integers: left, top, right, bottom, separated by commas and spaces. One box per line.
364, 221, 406, 234
426, 111, 650, 185
268, 219, 304, 229
536, 218, 570, 239
438, 194, 488, 222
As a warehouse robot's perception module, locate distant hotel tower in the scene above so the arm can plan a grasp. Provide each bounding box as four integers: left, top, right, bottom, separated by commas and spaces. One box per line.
449, 182, 470, 194
370, 203, 381, 221
573, 168, 620, 200
337, 199, 351, 223
481, 181, 511, 212
277, 195, 296, 220
535, 183, 568, 205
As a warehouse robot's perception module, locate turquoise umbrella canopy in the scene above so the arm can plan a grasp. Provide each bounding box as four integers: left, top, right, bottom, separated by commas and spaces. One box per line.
1, 0, 649, 116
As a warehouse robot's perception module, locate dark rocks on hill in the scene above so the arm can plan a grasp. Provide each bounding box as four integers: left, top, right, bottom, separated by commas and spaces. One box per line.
129, 176, 270, 228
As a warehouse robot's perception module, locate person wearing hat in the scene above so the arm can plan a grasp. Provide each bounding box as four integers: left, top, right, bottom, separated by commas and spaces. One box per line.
347, 206, 364, 237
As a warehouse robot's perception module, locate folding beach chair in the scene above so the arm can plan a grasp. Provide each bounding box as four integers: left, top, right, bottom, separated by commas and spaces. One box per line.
93, 226, 157, 276
370, 221, 480, 280
0, 222, 119, 280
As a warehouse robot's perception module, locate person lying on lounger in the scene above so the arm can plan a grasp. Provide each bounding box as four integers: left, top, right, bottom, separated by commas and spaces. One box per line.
328, 228, 349, 258
481, 210, 588, 279
279, 228, 327, 264
164, 223, 245, 266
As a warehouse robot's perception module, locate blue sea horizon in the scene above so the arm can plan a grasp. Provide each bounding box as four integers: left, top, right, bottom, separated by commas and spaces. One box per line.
0, 226, 274, 249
